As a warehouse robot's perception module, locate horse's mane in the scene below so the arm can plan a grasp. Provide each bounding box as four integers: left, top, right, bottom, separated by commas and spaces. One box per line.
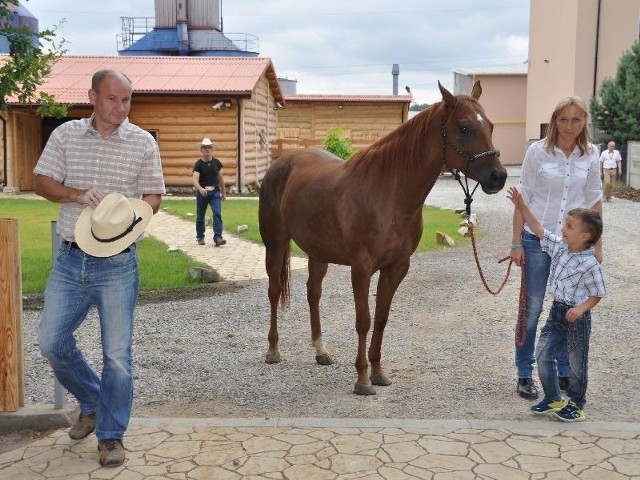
343, 95, 475, 176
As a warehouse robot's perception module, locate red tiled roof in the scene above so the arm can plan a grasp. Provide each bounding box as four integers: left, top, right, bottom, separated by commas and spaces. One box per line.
6, 55, 283, 105
284, 94, 412, 103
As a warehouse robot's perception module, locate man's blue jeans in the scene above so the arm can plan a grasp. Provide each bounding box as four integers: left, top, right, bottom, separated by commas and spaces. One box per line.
38, 243, 139, 441
536, 302, 591, 408
516, 230, 571, 379
196, 190, 223, 242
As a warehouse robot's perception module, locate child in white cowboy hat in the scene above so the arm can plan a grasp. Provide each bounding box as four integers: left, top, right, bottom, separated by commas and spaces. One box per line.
192, 136, 227, 246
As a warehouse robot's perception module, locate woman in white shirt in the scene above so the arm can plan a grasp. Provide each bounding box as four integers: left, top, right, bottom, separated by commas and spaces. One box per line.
510, 96, 603, 400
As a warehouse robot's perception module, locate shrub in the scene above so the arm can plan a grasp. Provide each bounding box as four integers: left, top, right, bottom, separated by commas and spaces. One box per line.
323, 127, 354, 160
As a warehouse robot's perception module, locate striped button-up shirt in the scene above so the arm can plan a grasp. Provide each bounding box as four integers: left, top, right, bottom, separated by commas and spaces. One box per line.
34, 116, 165, 241
541, 230, 606, 306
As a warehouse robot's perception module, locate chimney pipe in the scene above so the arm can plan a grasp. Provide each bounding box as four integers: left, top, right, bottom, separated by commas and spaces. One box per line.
392, 64, 399, 95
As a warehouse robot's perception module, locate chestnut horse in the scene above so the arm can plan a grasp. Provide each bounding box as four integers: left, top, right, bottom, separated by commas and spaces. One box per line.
259, 82, 507, 395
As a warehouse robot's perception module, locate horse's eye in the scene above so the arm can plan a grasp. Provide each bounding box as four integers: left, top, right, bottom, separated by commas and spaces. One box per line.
458, 125, 470, 135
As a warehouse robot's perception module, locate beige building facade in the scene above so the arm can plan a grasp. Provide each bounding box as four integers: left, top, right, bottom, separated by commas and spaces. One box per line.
456, 0, 640, 165
454, 68, 527, 166
526, 0, 640, 142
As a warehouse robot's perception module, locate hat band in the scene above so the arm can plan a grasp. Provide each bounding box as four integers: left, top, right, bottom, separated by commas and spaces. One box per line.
91, 213, 144, 243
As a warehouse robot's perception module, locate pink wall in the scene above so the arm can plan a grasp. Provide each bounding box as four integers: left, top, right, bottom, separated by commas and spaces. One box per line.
526, 0, 640, 141
454, 71, 527, 165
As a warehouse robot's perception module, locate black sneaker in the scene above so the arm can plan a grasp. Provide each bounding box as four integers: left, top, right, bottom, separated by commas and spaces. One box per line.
552, 400, 585, 422
197, 238, 205, 245
214, 238, 226, 247
530, 399, 565, 414
517, 378, 539, 399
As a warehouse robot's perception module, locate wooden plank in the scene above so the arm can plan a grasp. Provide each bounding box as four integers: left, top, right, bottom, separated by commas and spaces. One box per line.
0, 218, 24, 411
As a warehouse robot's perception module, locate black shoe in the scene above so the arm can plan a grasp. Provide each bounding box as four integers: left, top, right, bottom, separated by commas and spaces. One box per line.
559, 376, 570, 392
517, 378, 539, 399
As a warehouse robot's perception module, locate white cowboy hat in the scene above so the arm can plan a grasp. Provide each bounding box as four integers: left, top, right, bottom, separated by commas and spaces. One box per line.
200, 137, 218, 148
74, 193, 152, 257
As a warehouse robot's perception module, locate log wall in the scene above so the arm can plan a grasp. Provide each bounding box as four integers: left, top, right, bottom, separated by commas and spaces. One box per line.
276, 101, 407, 156
6, 96, 407, 191
240, 76, 278, 187
130, 97, 239, 188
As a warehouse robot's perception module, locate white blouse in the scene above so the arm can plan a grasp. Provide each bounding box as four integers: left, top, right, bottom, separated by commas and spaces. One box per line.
518, 139, 602, 235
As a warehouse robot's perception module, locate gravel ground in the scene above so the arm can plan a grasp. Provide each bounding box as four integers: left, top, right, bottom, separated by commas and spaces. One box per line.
21, 176, 640, 422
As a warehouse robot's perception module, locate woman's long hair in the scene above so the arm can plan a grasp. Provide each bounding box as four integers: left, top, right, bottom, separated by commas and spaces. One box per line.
544, 96, 592, 156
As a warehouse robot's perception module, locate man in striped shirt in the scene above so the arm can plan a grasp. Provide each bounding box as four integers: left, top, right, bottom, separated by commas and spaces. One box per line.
33, 69, 165, 467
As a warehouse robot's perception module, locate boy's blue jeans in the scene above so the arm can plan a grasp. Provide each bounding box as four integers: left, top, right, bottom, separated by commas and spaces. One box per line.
38, 243, 138, 441
516, 230, 571, 379
536, 301, 591, 408
196, 190, 223, 242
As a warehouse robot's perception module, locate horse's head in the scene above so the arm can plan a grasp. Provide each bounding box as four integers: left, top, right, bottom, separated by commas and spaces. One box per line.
438, 81, 507, 194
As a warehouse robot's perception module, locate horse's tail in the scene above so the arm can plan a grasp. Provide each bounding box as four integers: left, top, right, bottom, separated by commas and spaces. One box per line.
279, 243, 291, 308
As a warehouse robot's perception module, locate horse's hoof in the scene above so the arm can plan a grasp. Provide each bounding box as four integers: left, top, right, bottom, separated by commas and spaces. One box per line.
370, 374, 392, 386
315, 353, 333, 365
353, 383, 376, 396
265, 351, 281, 364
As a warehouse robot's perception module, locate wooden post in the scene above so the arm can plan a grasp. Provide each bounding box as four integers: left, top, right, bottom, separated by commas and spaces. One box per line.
0, 218, 25, 411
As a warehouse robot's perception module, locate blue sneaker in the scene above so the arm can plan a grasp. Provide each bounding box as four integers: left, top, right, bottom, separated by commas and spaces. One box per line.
531, 399, 565, 414
552, 400, 585, 422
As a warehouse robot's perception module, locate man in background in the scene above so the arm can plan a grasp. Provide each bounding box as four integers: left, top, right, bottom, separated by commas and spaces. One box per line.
599, 141, 622, 202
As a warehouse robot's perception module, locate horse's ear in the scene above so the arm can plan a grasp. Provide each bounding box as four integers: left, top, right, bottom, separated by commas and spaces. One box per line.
471, 81, 482, 100
438, 81, 456, 107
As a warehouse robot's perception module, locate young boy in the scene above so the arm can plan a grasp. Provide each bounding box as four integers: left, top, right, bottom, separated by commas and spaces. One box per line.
507, 186, 606, 422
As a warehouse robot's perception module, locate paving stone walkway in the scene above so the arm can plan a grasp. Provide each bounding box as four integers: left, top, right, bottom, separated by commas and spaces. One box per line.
2, 418, 640, 479
145, 208, 308, 281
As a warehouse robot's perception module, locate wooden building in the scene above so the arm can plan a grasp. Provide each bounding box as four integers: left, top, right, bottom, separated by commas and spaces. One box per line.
2, 55, 411, 192
2, 55, 283, 192
276, 94, 410, 155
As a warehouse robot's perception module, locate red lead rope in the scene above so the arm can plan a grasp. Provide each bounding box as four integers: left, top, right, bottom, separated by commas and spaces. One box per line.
468, 223, 528, 347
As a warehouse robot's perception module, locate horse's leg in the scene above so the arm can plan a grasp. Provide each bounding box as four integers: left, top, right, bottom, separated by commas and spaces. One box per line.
307, 258, 332, 365
369, 259, 410, 386
265, 244, 286, 364
351, 261, 375, 395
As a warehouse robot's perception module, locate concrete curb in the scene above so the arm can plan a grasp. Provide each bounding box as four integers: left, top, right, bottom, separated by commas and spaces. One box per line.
0, 404, 77, 433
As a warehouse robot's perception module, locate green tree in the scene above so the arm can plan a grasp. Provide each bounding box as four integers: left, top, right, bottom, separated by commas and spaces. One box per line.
0, 0, 68, 117
590, 41, 640, 144
322, 127, 354, 160
409, 103, 430, 112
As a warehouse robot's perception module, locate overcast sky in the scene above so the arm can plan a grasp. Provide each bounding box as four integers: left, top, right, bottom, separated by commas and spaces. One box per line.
22, 0, 530, 105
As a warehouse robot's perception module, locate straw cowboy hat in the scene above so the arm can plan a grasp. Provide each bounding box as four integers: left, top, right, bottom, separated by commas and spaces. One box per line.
200, 137, 218, 149
75, 193, 152, 257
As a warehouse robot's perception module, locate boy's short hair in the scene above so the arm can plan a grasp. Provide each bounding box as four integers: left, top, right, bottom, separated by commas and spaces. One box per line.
567, 208, 603, 248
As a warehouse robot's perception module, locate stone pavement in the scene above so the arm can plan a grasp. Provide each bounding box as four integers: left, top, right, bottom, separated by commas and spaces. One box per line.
145, 205, 308, 281
1, 417, 640, 479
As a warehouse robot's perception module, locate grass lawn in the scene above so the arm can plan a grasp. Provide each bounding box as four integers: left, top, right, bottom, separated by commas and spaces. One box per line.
161, 198, 473, 256
1, 197, 472, 294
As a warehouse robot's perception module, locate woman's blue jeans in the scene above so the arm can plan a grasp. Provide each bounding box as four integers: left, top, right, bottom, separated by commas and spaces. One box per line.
536, 302, 591, 408
38, 243, 138, 441
196, 190, 223, 242
516, 230, 571, 379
